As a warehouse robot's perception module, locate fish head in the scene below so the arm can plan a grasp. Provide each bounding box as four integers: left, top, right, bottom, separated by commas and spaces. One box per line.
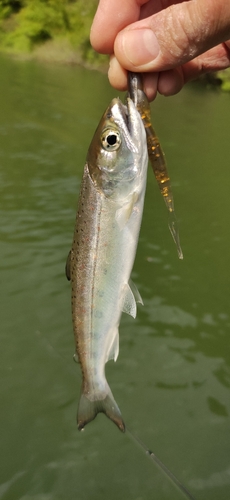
87, 97, 148, 200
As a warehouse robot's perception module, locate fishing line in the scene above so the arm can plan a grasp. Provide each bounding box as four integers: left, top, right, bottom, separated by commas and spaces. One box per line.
35, 330, 76, 375
126, 426, 196, 500
36, 330, 195, 498
168, 211, 183, 260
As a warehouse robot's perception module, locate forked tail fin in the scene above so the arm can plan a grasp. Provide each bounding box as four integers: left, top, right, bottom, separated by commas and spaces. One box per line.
77, 389, 125, 432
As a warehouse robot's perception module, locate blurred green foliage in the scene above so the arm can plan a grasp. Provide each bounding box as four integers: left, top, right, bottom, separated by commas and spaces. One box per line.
217, 68, 230, 92
0, 0, 105, 64
0, 1, 22, 19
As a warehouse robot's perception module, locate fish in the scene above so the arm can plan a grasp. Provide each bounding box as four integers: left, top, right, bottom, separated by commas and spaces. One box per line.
128, 72, 183, 260
66, 96, 148, 432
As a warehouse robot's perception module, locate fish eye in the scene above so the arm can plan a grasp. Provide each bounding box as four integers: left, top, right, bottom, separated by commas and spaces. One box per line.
101, 130, 121, 151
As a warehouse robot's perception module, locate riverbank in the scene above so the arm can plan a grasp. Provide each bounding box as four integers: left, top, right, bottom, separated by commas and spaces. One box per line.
1, 37, 109, 72
0, 0, 108, 69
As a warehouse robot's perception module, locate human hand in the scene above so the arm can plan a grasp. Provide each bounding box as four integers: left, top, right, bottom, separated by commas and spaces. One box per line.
90, 0, 230, 100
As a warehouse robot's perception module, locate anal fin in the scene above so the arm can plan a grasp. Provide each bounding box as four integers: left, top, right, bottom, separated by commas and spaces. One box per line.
105, 327, 119, 362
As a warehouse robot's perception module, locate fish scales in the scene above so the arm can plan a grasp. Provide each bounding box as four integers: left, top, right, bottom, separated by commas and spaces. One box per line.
67, 97, 148, 432
72, 165, 141, 382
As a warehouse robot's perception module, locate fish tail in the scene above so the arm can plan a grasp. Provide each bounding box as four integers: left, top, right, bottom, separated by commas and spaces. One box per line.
77, 388, 125, 433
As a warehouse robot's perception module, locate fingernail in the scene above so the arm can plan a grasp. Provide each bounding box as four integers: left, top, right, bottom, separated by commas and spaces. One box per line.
108, 56, 128, 90
121, 29, 160, 67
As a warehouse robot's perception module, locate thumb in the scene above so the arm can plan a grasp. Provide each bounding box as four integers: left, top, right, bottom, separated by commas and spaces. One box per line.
114, 0, 230, 72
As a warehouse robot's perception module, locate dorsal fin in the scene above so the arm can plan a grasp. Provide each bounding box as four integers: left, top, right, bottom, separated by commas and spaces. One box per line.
65, 250, 71, 281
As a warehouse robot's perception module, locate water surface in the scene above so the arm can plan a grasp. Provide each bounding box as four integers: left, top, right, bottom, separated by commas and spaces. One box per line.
0, 54, 230, 500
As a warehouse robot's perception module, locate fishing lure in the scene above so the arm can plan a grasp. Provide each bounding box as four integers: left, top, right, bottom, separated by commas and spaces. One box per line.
128, 72, 183, 260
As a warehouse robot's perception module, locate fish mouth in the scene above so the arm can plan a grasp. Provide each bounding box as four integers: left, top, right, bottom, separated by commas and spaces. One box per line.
109, 98, 138, 154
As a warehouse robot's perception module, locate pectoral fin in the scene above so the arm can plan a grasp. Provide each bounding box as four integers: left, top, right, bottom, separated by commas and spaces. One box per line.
115, 192, 139, 229
115, 206, 132, 229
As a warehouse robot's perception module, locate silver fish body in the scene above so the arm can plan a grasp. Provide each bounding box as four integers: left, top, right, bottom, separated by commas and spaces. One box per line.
66, 97, 148, 432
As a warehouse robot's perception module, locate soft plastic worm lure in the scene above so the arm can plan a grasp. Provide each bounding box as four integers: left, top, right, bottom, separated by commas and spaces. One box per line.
128, 72, 183, 260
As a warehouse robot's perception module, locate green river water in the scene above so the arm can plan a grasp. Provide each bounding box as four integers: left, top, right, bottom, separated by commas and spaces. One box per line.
0, 54, 230, 500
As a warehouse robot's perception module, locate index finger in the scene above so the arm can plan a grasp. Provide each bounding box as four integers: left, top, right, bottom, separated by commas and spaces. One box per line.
90, 0, 147, 53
